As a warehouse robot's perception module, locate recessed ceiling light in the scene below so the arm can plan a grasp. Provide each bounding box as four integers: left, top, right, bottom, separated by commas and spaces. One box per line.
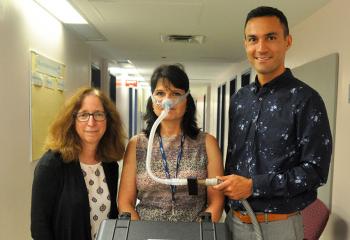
34, 0, 87, 24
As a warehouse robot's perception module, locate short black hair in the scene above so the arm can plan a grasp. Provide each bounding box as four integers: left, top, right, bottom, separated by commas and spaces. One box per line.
245, 6, 289, 36
143, 64, 200, 139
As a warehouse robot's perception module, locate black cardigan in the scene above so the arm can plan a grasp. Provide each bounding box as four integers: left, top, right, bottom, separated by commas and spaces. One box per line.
31, 150, 119, 240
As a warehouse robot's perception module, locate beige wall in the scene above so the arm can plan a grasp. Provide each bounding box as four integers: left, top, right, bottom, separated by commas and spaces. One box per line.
0, 0, 91, 239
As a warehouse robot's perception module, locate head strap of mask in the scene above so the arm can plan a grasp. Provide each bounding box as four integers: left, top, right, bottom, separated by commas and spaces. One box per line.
151, 91, 190, 110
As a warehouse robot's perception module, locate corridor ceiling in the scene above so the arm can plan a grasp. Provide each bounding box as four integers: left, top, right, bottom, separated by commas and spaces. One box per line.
70, 0, 330, 84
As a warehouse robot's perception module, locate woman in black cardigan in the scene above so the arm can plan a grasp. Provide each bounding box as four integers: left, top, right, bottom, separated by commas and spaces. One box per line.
31, 87, 126, 240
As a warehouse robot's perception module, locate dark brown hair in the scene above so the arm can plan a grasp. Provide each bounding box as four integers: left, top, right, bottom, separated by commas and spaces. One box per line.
143, 64, 200, 139
245, 6, 289, 37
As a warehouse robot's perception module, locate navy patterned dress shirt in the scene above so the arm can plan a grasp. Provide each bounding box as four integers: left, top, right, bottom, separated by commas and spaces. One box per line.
225, 69, 332, 213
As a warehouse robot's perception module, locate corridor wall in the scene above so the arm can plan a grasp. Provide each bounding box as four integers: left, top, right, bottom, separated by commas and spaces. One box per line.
0, 1, 91, 239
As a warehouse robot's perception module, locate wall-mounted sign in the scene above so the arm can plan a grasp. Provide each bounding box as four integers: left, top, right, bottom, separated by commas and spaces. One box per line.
116, 79, 138, 88
31, 51, 65, 90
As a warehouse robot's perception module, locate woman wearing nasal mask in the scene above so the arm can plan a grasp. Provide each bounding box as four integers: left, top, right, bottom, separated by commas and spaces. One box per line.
118, 64, 224, 223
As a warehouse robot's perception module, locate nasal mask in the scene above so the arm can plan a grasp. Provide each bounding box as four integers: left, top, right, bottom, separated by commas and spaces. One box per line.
151, 91, 190, 110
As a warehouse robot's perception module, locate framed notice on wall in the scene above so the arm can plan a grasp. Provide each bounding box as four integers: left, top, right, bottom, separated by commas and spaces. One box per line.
30, 51, 66, 161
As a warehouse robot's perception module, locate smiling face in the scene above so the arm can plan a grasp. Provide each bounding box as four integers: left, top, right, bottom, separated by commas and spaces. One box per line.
244, 16, 292, 84
75, 94, 107, 148
152, 78, 187, 122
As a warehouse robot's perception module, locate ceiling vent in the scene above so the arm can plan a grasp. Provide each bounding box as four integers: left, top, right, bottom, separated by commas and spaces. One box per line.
161, 34, 205, 44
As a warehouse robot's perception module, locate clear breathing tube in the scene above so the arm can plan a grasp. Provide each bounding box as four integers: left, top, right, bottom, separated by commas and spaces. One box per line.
145, 105, 187, 185
145, 93, 263, 240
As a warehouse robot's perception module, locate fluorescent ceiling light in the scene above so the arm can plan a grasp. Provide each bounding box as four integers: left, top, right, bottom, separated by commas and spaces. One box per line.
110, 67, 145, 82
117, 59, 135, 69
110, 67, 139, 75
34, 0, 87, 24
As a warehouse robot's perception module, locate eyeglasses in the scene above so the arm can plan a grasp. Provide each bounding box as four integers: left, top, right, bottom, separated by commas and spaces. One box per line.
75, 111, 106, 122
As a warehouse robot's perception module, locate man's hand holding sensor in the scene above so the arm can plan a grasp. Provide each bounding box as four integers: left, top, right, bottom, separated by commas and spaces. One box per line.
213, 175, 253, 200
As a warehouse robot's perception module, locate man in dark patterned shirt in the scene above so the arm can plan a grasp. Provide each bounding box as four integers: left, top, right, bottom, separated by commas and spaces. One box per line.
214, 6, 332, 240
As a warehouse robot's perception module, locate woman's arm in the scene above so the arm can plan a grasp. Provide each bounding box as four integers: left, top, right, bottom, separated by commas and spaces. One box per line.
204, 134, 224, 222
118, 136, 140, 220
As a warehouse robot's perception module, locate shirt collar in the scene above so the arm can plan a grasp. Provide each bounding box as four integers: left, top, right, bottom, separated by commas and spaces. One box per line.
253, 68, 293, 93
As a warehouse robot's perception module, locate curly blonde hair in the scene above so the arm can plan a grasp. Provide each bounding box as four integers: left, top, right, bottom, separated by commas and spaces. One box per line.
45, 87, 127, 162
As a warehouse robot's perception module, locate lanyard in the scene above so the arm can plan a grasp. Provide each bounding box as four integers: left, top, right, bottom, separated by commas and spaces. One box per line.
158, 133, 185, 202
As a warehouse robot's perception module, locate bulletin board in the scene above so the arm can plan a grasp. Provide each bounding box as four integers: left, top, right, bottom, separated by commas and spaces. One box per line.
30, 51, 65, 161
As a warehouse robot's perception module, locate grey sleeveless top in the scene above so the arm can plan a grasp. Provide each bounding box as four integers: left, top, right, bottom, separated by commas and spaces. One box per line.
135, 132, 208, 222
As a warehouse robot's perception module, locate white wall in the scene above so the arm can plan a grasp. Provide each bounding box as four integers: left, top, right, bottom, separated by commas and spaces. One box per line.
191, 84, 210, 131
116, 87, 131, 136
137, 86, 151, 132
0, 0, 91, 239
287, 0, 350, 238
208, 61, 252, 163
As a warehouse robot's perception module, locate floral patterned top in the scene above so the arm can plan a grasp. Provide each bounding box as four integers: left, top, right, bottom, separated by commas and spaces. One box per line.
135, 132, 208, 222
80, 162, 110, 239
